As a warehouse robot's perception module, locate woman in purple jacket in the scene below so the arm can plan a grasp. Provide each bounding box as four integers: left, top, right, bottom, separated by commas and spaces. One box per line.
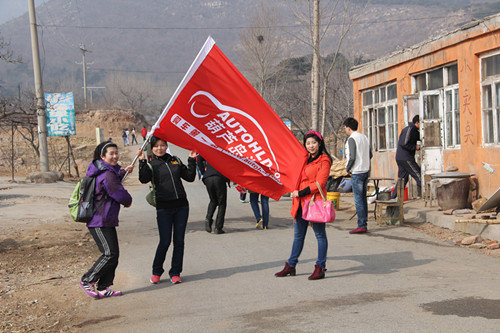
79, 141, 133, 298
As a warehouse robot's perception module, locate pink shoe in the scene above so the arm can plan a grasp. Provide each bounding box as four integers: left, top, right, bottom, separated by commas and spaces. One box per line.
170, 276, 182, 284
97, 287, 122, 298
79, 281, 98, 298
150, 275, 160, 284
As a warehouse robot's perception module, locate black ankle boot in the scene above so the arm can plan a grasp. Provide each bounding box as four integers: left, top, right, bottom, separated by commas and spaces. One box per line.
205, 219, 213, 233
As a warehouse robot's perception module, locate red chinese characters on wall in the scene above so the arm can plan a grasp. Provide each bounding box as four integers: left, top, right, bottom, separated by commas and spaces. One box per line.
462, 88, 474, 145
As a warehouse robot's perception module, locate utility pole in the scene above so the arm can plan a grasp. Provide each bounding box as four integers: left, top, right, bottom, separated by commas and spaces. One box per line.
79, 43, 89, 109
28, 0, 49, 172
311, 0, 320, 132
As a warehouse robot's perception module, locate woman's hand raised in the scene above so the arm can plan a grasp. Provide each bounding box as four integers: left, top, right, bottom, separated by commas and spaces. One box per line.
136, 150, 146, 160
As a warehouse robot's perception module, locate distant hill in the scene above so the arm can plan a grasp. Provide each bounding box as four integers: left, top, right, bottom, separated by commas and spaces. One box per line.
0, 0, 498, 102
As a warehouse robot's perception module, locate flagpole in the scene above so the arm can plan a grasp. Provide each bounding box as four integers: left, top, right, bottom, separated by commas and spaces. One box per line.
122, 135, 151, 182
123, 37, 216, 182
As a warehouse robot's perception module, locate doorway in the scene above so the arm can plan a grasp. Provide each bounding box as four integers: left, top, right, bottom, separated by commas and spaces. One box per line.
419, 90, 444, 176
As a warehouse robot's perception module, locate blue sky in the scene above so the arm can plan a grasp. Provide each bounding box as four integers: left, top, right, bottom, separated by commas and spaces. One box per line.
0, 0, 44, 25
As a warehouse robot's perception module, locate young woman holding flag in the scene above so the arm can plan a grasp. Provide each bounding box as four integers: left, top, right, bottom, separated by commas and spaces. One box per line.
138, 136, 197, 285
275, 131, 332, 280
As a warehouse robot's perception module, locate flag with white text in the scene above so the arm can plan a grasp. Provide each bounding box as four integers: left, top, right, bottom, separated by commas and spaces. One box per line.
151, 37, 307, 200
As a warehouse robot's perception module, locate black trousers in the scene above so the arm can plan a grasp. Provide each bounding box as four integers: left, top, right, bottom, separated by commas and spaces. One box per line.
392, 158, 422, 199
82, 227, 119, 290
203, 176, 227, 230
153, 206, 189, 277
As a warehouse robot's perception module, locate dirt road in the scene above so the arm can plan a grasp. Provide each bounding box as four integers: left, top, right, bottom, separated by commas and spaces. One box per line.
1, 145, 499, 332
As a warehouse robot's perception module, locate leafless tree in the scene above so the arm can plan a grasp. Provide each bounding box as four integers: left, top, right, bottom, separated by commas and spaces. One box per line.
0, 34, 22, 64
287, 0, 365, 134
0, 91, 39, 167
236, 3, 289, 100
98, 73, 171, 115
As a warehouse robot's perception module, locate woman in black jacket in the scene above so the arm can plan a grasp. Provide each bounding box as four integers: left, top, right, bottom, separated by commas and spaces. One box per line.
138, 136, 197, 284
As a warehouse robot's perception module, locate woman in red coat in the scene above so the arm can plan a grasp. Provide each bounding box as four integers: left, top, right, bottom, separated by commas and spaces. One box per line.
275, 131, 332, 280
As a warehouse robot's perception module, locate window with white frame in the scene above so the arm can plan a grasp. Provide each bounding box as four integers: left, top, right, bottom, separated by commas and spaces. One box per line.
362, 83, 398, 151
413, 63, 460, 148
481, 52, 500, 144
445, 87, 460, 147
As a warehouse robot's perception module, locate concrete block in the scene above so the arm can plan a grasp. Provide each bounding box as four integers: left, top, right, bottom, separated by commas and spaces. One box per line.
472, 197, 487, 212
417, 209, 500, 241
26, 171, 63, 183
461, 235, 479, 245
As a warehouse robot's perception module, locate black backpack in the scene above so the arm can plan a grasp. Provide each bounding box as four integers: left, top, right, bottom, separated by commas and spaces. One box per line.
68, 176, 107, 223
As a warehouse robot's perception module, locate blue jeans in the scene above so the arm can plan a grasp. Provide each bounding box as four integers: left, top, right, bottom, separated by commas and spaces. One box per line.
351, 172, 369, 229
249, 193, 269, 227
153, 206, 189, 277
287, 207, 328, 268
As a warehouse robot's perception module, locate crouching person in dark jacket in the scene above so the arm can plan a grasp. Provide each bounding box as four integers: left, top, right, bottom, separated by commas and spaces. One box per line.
80, 141, 133, 299
392, 115, 422, 199
138, 136, 197, 285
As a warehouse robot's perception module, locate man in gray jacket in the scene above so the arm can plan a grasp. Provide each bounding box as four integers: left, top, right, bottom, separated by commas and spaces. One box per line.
344, 117, 372, 234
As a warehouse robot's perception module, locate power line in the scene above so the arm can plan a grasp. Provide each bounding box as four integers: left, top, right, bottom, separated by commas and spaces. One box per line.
38, 12, 479, 31
90, 68, 185, 74
90, 68, 252, 75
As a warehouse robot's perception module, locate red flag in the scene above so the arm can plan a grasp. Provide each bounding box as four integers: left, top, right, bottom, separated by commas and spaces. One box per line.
151, 37, 307, 200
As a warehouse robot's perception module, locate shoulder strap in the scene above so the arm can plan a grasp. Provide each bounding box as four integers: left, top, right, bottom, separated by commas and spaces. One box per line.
147, 162, 155, 189
315, 181, 327, 202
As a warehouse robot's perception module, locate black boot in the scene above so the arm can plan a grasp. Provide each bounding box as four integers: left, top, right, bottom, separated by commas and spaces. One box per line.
205, 218, 213, 233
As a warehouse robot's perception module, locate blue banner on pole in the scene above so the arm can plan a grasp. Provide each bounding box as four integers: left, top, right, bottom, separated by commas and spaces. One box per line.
45, 92, 76, 136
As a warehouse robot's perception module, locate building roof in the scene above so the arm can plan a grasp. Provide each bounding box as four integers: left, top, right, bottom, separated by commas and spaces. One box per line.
349, 12, 500, 80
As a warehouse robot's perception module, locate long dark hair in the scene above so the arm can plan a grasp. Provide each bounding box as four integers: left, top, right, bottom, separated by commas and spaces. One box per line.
93, 141, 118, 160
303, 130, 332, 162
150, 135, 167, 149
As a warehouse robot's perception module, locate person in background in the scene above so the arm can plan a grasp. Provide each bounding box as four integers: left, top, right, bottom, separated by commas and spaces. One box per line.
141, 127, 148, 142
124, 129, 130, 146
275, 130, 332, 280
131, 128, 138, 145
249, 190, 269, 229
79, 141, 133, 298
121, 129, 128, 146
235, 185, 247, 203
138, 136, 197, 285
195, 155, 203, 180
392, 115, 421, 199
197, 155, 229, 234
344, 117, 372, 234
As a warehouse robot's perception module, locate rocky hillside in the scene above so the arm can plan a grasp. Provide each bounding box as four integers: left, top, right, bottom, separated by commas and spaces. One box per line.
75, 109, 148, 139
0, 0, 499, 98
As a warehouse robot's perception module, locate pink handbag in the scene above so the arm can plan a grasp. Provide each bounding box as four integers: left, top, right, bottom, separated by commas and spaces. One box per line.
302, 181, 336, 223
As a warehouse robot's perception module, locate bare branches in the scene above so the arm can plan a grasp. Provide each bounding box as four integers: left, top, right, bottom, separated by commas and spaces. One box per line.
99, 73, 155, 113
0, 34, 22, 64
236, 3, 289, 99
0, 90, 39, 157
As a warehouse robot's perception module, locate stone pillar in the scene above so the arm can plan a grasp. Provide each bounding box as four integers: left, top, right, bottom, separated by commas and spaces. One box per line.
96, 127, 105, 144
